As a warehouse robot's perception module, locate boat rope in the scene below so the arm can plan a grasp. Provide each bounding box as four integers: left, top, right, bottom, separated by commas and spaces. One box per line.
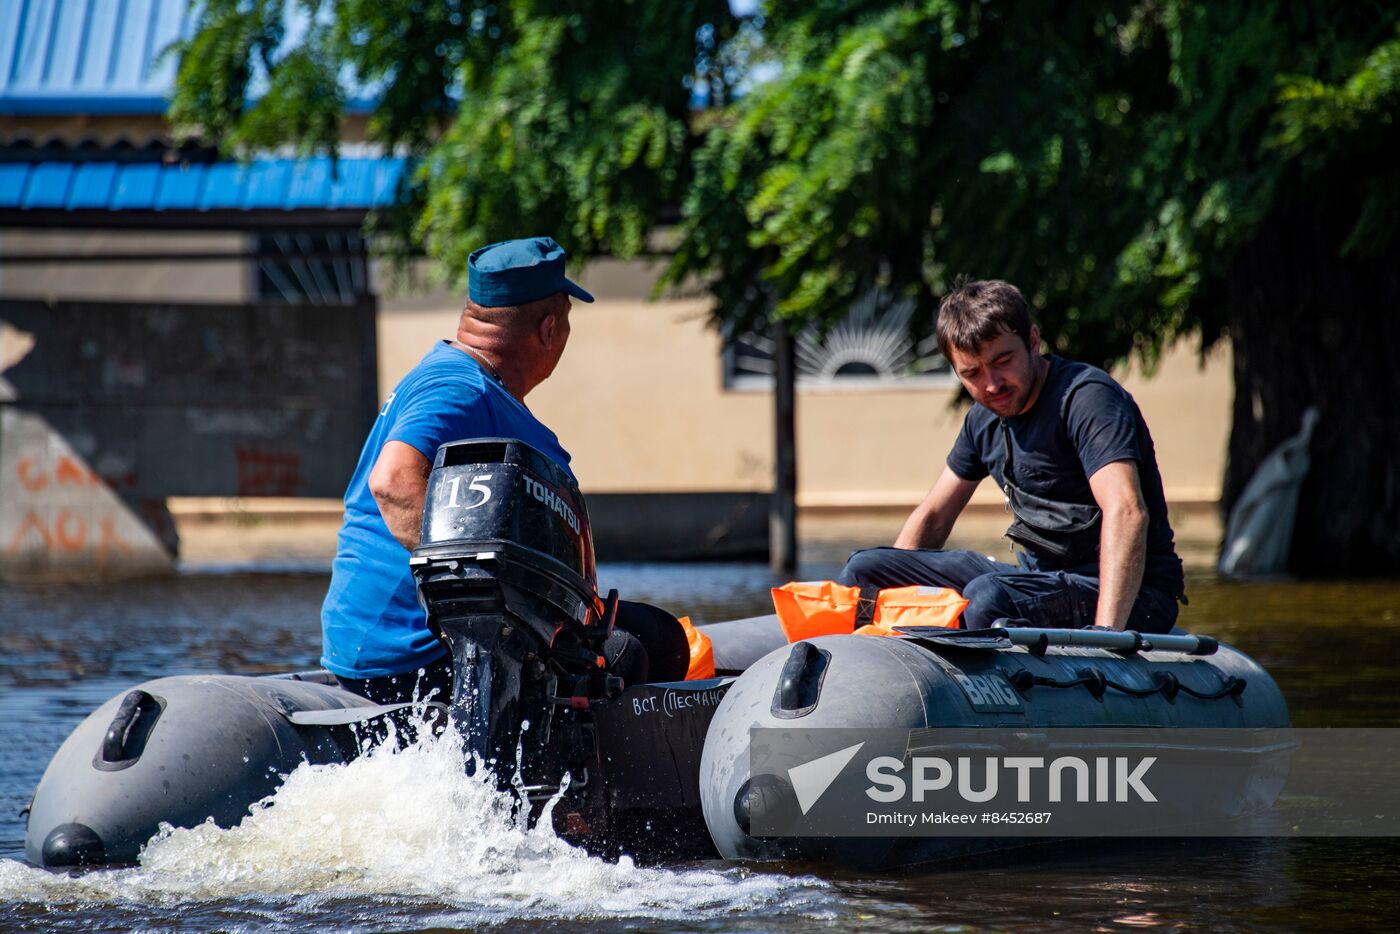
1006, 667, 1247, 702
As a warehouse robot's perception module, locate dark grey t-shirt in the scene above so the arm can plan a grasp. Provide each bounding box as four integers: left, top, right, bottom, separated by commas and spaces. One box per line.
947, 355, 1184, 596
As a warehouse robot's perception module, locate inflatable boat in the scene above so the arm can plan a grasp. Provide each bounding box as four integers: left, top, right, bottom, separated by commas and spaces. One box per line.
25, 439, 1291, 870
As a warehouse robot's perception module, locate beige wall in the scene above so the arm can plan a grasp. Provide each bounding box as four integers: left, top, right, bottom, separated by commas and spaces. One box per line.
0, 229, 249, 303
376, 258, 1234, 508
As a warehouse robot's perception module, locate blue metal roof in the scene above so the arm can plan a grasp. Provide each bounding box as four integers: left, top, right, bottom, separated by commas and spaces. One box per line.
0, 0, 192, 115
0, 156, 405, 212
0, 0, 379, 116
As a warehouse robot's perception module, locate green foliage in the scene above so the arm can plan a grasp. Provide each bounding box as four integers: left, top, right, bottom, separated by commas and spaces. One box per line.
165, 0, 289, 148
415, 4, 710, 278
168, 0, 508, 155
169, 0, 734, 290
170, 0, 1400, 368
672, 0, 1394, 369
668, 0, 1399, 369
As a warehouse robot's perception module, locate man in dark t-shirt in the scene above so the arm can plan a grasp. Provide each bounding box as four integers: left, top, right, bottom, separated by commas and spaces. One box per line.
838, 280, 1185, 634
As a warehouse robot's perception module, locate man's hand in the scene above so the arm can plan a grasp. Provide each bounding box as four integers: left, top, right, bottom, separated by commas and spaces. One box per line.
1087, 460, 1149, 630
368, 440, 433, 550
894, 467, 979, 549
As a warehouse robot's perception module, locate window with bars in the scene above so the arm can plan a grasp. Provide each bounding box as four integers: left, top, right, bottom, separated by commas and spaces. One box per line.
722, 291, 954, 389
253, 231, 370, 305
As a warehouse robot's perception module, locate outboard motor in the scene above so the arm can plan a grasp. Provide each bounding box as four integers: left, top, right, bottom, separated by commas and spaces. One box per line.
410, 439, 618, 793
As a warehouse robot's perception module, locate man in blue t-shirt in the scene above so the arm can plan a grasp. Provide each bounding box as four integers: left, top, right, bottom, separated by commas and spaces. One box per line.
838, 279, 1185, 634
321, 237, 686, 702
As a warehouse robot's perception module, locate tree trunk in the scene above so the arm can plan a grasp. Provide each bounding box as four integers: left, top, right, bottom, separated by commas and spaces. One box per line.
770, 321, 798, 575
1222, 187, 1400, 576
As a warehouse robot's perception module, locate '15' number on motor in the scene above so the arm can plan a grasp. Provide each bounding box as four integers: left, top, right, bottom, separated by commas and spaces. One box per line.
446, 474, 493, 509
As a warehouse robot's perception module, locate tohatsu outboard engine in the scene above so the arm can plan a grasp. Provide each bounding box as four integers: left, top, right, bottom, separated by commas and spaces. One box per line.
409, 438, 620, 794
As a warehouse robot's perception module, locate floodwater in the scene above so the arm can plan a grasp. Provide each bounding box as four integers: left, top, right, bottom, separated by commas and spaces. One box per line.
2, 552, 1399, 932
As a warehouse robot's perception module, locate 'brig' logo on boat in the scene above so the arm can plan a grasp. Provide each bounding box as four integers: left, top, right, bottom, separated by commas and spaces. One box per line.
951, 671, 1023, 712
522, 475, 581, 534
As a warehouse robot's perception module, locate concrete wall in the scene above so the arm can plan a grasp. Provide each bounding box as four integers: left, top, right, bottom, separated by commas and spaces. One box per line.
1, 234, 1234, 515
0, 403, 175, 580
0, 234, 374, 579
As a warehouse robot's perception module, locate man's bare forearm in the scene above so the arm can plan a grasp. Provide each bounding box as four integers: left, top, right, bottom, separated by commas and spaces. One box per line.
894, 507, 954, 550
376, 482, 428, 550
894, 468, 978, 550
368, 441, 432, 551
1094, 506, 1147, 629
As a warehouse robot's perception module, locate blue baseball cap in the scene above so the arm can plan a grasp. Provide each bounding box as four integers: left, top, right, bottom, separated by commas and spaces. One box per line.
467, 236, 595, 307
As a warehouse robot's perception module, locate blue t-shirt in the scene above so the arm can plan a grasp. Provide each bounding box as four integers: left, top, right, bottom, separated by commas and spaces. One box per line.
947, 355, 1184, 596
320, 341, 574, 678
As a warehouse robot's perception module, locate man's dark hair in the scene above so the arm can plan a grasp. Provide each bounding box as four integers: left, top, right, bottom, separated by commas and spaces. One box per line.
935, 278, 1033, 360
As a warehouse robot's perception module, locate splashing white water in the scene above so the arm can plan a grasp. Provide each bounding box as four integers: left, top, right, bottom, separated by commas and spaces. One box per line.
0, 727, 832, 924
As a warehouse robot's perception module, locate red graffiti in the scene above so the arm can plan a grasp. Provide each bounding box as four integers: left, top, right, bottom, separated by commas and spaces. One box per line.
7, 509, 135, 567
235, 448, 304, 497
14, 455, 105, 492
16, 458, 47, 492
7, 511, 50, 551
55, 458, 101, 486
54, 511, 86, 551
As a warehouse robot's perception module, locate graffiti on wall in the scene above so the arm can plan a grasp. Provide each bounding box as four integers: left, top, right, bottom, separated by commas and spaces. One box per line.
6, 454, 134, 563
0, 407, 174, 579
234, 447, 305, 497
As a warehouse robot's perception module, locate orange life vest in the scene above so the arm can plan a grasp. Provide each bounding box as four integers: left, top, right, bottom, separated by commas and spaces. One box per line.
676, 615, 716, 680
771, 581, 968, 641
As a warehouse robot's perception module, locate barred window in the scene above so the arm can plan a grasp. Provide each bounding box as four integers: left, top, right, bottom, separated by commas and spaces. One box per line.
722, 291, 953, 390
254, 231, 370, 305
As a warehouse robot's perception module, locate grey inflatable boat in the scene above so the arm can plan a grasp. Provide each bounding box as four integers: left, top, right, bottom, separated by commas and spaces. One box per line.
25, 439, 1290, 870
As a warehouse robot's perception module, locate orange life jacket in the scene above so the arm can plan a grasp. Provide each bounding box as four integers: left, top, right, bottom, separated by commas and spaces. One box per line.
771, 581, 968, 642
676, 615, 716, 680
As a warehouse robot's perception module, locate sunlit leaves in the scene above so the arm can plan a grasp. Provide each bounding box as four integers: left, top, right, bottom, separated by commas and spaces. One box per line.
166, 0, 285, 145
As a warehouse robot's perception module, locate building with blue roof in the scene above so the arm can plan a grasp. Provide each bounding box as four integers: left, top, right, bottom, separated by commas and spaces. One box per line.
0, 0, 401, 234
0, 0, 412, 321
0, 155, 404, 223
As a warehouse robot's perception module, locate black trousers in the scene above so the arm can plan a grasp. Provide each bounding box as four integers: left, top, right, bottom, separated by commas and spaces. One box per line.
337, 599, 690, 705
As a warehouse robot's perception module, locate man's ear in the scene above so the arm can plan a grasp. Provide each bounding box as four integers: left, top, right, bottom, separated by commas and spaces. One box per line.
538, 310, 559, 349
1027, 324, 1042, 355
